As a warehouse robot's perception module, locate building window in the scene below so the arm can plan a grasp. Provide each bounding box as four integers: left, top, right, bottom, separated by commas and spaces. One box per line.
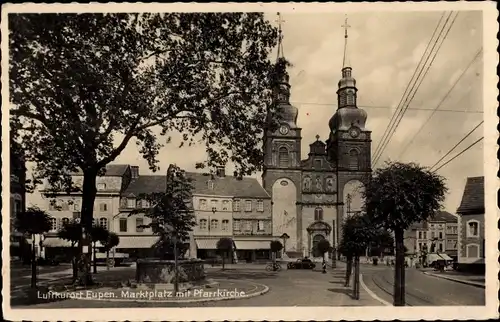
314, 159, 322, 169
423, 231, 427, 239
127, 198, 136, 208
49, 218, 57, 232
210, 219, 218, 230
61, 217, 69, 227
346, 90, 355, 105
418, 242, 422, 251
431, 232, 435, 239
348, 149, 359, 170
233, 200, 241, 211
222, 220, 229, 231
73, 202, 80, 212
222, 200, 229, 211
467, 220, 479, 237
199, 199, 207, 210
245, 200, 252, 212
99, 203, 108, 212
199, 219, 207, 230
97, 183, 106, 190
430, 224, 434, 228
418, 231, 422, 239
99, 218, 108, 229
207, 180, 214, 190
439, 232, 443, 239
60, 200, 69, 211
73, 211, 81, 221
233, 220, 241, 231
466, 243, 480, 258
278, 147, 289, 167
136, 218, 144, 232
438, 243, 443, 252
257, 220, 265, 231
92, 218, 96, 226
314, 207, 324, 221
211, 200, 218, 211
119, 218, 128, 232
257, 200, 264, 212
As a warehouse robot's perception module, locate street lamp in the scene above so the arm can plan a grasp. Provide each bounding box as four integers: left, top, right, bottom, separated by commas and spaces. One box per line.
172, 232, 179, 296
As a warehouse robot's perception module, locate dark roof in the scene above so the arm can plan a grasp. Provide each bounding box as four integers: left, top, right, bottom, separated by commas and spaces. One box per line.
71, 164, 130, 177
123, 172, 270, 199
186, 172, 270, 199
457, 176, 484, 214
429, 211, 458, 223
123, 175, 166, 197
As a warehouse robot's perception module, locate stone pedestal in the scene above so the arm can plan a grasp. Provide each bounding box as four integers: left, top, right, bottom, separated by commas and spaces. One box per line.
135, 259, 205, 289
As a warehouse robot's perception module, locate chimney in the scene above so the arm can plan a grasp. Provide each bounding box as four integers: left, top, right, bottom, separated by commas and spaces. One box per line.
130, 166, 139, 179
216, 166, 225, 177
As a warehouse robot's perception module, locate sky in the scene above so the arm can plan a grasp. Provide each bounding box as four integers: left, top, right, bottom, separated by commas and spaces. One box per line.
26, 10, 484, 214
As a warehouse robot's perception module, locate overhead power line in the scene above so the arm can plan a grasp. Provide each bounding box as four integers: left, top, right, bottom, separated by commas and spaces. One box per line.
398, 48, 483, 159
429, 120, 484, 171
373, 12, 458, 167
432, 136, 483, 172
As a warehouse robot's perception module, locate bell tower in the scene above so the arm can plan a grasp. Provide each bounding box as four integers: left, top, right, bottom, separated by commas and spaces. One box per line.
325, 17, 372, 239
262, 13, 302, 252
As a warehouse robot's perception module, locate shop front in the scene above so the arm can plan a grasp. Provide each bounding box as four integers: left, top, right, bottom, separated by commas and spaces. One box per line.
233, 239, 272, 263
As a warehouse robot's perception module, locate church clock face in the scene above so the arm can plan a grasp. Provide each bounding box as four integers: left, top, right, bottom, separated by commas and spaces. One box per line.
349, 127, 360, 138
279, 124, 289, 135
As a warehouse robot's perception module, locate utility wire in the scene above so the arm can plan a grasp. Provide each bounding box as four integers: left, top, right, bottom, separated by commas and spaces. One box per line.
398, 48, 483, 159
290, 101, 482, 113
432, 137, 483, 172
429, 120, 484, 171
373, 11, 458, 166
371, 12, 447, 165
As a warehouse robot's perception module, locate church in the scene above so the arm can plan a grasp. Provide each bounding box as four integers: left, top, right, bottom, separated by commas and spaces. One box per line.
262, 20, 372, 259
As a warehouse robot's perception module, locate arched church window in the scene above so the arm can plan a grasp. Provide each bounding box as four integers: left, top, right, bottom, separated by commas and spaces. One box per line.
314, 207, 324, 221
346, 90, 355, 105
339, 91, 347, 106
278, 147, 289, 167
348, 149, 359, 170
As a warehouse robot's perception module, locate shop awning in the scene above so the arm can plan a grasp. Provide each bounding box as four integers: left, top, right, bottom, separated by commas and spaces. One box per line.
43, 238, 104, 247
195, 239, 218, 250
234, 240, 270, 250
427, 253, 443, 263
438, 253, 453, 261
115, 236, 159, 249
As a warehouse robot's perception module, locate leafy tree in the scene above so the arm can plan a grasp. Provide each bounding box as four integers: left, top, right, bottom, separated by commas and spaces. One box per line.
369, 229, 394, 257
363, 162, 447, 306
316, 239, 331, 274
270, 240, 283, 270
102, 232, 120, 271
216, 237, 234, 270
90, 225, 109, 273
14, 207, 53, 288
9, 13, 285, 284
339, 214, 375, 300
130, 165, 195, 260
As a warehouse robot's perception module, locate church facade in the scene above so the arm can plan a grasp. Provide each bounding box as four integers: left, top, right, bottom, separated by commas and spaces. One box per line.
262, 61, 372, 259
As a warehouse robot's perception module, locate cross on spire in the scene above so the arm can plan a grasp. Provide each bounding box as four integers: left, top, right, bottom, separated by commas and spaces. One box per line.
341, 15, 351, 68
276, 12, 286, 60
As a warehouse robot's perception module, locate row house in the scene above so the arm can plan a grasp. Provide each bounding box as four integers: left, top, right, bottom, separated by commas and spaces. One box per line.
41, 164, 132, 258
457, 176, 485, 266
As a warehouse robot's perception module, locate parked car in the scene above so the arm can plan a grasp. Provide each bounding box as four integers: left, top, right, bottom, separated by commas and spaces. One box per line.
287, 258, 316, 270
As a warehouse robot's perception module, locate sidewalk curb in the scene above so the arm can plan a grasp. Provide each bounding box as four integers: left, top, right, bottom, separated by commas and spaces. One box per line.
359, 274, 391, 306
423, 272, 485, 288
48, 279, 269, 304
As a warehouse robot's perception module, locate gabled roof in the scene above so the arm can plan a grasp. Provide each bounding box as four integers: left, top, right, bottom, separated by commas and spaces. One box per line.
457, 176, 484, 215
186, 172, 270, 199
122, 172, 270, 199
430, 211, 458, 223
71, 164, 130, 177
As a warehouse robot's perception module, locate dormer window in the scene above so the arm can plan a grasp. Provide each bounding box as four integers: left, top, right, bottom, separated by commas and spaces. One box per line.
207, 180, 214, 190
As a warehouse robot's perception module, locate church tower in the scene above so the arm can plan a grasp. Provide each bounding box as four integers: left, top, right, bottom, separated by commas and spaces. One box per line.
325, 17, 372, 240
262, 13, 302, 251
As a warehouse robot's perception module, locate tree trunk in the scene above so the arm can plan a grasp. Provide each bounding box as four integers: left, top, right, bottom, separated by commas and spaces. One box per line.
221, 252, 225, 270
106, 250, 110, 271
93, 242, 97, 274
345, 256, 353, 287
332, 248, 337, 269
353, 255, 360, 300
394, 228, 406, 306
31, 235, 37, 289
77, 168, 98, 286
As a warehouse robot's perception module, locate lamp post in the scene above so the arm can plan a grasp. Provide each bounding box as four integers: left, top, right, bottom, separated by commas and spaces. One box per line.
172, 233, 179, 296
